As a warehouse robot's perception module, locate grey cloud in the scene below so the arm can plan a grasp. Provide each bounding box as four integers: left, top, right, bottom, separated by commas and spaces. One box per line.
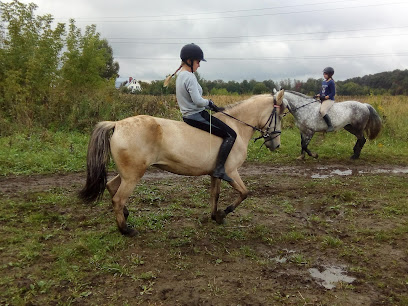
18, 0, 408, 81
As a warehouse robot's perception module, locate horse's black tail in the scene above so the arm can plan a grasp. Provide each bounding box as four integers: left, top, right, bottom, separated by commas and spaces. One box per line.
78, 121, 116, 203
364, 104, 382, 140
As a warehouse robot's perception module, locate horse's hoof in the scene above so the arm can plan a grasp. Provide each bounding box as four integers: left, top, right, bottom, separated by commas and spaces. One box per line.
119, 226, 137, 237
350, 155, 359, 160
312, 153, 319, 159
297, 155, 305, 160
215, 210, 226, 225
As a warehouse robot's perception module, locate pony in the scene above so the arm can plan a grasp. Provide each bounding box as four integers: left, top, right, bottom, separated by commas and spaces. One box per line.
79, 90, 286, 236
282, 90, 382, 160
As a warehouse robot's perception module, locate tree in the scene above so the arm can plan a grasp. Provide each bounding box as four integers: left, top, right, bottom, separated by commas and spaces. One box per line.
99, 39, 119, 80
0, 0, 65, 112
253, 82, 269, 94
240, 80, 251, 94
61, 21, 115, 89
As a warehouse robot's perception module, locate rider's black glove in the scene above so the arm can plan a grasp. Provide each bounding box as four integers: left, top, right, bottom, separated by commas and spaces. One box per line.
208, 100, 225, 112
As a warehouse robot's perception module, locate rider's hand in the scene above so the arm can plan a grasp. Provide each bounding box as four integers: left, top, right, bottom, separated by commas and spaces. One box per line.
208, 100, 225, 112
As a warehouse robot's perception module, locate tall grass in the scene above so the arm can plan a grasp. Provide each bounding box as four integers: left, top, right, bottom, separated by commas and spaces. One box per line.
0, 94, 407, 175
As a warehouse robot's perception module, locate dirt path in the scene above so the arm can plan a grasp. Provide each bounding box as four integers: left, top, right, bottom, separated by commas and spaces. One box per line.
1, 163, 406, 194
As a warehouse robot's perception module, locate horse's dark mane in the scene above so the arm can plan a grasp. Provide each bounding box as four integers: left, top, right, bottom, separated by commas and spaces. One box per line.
224, 94, 271, 110
225, 99, 246, 110
286, 90, 313, 99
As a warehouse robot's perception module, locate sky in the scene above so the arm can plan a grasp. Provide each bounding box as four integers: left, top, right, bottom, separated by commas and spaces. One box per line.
8, 0, 408, 82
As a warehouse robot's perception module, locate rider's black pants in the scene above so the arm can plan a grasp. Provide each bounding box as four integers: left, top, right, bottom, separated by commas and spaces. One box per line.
183, 110, 237, 140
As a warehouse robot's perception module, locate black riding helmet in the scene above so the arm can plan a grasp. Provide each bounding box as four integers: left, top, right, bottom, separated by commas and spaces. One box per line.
323, 67, 334, 77
180, 43, 206, 72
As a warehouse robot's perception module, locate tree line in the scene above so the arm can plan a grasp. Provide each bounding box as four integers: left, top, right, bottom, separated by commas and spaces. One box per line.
0, 1, 119, 133
134, 70, 408, 97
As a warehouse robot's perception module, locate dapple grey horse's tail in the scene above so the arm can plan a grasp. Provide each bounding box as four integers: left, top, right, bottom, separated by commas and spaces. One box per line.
79, 121, 116, 203
364, 104, 382, 140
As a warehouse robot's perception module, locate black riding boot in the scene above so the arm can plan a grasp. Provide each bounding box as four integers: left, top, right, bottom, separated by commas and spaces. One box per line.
323, 114, 334, 132
213, 137, 235, 182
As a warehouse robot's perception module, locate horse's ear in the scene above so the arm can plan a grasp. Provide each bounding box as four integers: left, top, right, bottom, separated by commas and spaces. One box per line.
276, 89, 285, 105
273, 88, 277, 94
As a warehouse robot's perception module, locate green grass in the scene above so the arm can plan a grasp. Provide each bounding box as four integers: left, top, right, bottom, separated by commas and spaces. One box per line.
1, 124, 407, 176
0, 130, 88, 175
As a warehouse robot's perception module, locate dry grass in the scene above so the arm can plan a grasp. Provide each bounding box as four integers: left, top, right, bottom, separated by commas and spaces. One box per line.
207, 94, 408, 141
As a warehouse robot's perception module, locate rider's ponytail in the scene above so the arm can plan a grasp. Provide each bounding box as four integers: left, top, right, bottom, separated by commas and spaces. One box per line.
164, 62, 183, 87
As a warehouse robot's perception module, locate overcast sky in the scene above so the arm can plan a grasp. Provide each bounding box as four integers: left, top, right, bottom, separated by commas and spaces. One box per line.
11, 0, 408, 82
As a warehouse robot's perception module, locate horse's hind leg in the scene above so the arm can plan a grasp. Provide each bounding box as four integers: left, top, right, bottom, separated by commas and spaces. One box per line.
344, 124, 366, 159
112, 170, 145, 236
351, 137, 366, 159
107, 175, 129, 220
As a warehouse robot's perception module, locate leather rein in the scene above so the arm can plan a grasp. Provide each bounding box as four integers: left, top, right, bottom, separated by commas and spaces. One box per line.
219, 96, 282, 144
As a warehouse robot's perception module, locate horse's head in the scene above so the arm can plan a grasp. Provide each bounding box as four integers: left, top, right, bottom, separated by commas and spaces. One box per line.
263, 89, 286, 151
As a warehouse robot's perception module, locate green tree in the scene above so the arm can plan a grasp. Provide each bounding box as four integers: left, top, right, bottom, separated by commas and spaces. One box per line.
61, 20, 114, 89
253, 82, 269, 94
99, 39, 119, 80
0, 0, 65, 123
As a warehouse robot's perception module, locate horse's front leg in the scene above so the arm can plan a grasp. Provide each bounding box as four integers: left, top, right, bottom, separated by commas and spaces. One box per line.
214, 171, 248, 225
210, 176, 221, 221
298, 131, 318, 159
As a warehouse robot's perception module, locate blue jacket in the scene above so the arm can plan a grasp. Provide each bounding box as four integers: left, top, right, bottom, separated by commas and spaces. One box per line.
320, 79, 335, 100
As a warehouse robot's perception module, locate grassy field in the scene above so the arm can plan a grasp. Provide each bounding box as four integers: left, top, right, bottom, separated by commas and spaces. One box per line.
0, 166, 407, 304
0, 95, 407, 176
0, 94, 407, 305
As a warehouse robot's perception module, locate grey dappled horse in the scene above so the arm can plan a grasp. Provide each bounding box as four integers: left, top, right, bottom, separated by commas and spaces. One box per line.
282, 90, 382, 160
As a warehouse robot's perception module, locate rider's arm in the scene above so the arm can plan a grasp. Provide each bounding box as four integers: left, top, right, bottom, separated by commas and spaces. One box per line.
185, 74, 210, 108
327, 80, 336, 100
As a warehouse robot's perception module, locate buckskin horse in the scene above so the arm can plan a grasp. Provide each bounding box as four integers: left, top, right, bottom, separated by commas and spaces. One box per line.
282, 90, 382, 160
79, 90, 286, 236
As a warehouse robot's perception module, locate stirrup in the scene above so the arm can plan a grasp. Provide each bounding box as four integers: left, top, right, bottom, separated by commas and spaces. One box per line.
212, 171, 233, 182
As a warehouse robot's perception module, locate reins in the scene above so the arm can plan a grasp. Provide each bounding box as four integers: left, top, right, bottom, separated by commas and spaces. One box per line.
288, 98, 319, 113
218, 96, 282, 144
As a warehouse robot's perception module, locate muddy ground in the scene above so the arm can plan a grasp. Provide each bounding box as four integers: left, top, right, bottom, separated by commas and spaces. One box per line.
1, 162, 407, 305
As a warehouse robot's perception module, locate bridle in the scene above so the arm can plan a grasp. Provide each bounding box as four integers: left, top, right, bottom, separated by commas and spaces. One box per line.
219, 95, 282, 145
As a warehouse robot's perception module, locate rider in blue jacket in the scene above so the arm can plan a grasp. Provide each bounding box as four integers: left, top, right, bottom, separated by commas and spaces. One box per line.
316, 67, 335, 132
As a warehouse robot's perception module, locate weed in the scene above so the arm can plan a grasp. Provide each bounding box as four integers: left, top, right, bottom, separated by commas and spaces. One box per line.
289, 253, 309, 265
322, 236, 343, 248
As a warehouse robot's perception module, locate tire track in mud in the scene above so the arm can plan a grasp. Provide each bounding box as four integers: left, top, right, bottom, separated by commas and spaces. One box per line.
0, 163, 406, 195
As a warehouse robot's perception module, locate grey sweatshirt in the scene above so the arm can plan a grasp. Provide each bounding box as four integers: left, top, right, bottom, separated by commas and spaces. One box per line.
176, 71, 210, 117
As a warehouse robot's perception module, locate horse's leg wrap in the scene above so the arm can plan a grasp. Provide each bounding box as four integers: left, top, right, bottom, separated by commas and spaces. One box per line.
351, 137, 366, 159
300, 132, 315, 158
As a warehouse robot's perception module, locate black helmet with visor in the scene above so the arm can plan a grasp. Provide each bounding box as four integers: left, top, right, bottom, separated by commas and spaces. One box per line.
180, 43, 206, 72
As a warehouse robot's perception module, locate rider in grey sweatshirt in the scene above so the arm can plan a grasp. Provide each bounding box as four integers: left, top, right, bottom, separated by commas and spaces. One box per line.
176, 70, 210, 117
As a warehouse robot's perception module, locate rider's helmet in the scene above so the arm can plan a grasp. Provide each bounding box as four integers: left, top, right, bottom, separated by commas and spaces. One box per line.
323, 67, 334, 77
180, 43, 206, 71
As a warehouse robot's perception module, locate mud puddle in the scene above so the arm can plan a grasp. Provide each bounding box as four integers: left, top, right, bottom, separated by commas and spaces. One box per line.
310, 166, 408, 179
0, 163, 406, 194
309, 266, 356, 289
